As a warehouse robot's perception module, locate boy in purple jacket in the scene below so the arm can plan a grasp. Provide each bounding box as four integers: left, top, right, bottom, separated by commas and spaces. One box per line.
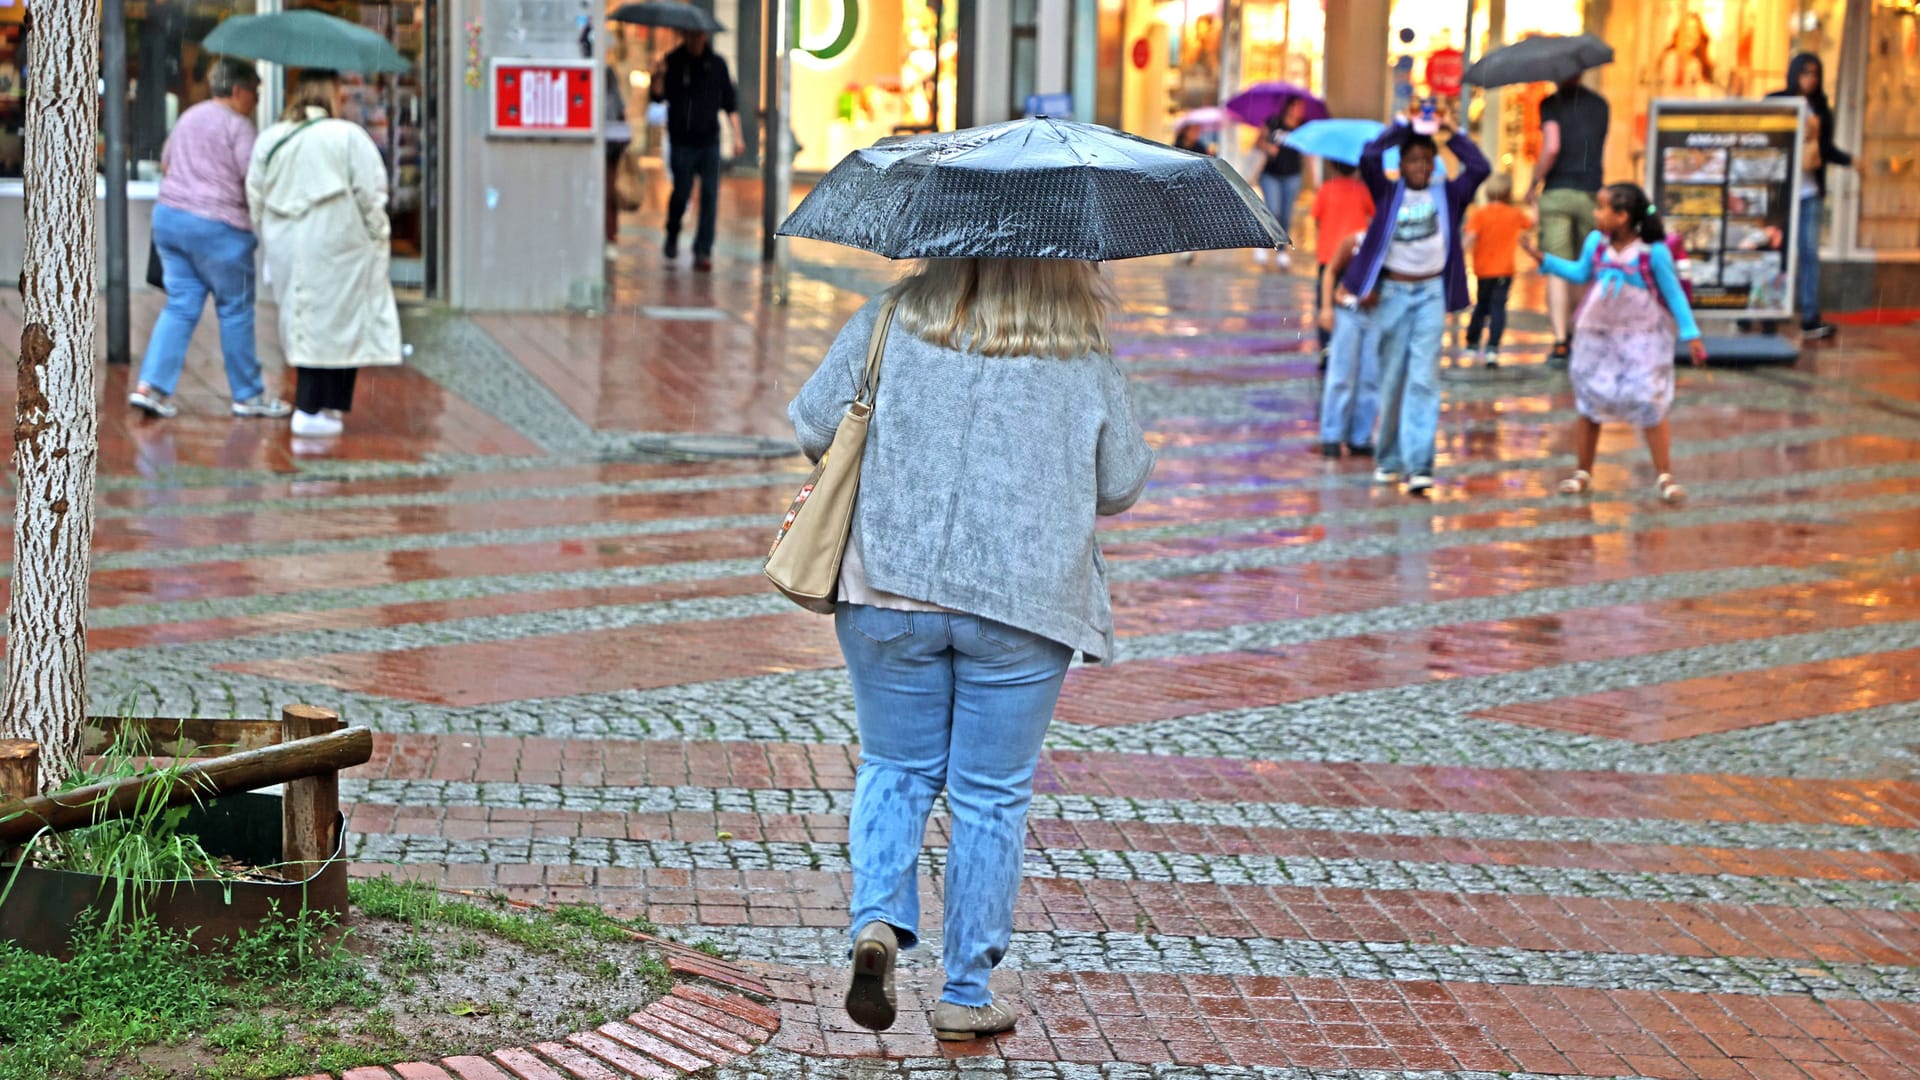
1341, 112, 1490, 495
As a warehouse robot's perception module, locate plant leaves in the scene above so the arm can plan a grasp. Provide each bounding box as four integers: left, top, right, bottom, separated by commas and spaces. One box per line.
448, 1000, 491, 1017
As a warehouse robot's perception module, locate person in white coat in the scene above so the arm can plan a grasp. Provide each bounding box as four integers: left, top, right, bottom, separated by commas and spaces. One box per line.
247, 69, 403, 438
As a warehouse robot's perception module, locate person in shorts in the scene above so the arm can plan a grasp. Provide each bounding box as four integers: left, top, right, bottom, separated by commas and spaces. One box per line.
1528, 74, 1610, 366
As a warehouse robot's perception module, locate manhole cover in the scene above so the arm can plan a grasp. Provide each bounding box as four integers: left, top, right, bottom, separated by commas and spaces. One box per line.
617, 434, 801, 460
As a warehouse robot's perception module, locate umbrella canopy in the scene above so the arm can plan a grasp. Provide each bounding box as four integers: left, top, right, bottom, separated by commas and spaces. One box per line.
608, 2, 726, 32
1279, 119, 1446, 176
1463, 34, 1614, 88
202, 11, 411, 75
777, 118, 1287, 261
1174, 107, 1235, 130
1224, 82, 1330, 129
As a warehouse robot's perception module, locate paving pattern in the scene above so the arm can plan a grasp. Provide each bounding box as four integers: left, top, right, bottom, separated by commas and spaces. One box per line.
13, 179, 1920, 1078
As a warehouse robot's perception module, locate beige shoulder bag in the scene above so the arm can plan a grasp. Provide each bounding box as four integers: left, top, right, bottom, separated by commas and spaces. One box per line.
764, 297, 899, 613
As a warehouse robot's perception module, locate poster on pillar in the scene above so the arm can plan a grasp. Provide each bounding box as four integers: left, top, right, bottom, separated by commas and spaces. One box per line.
490, 59, 597, 137
1646, 99, 1806, 320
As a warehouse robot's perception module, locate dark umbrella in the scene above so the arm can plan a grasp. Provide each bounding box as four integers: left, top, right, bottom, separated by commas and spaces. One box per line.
776, 118, 1287, 261
1223, 82, 1330, 129
609, 2, 726, 32
202, 11, 411, 75
1464, 34, 1614, 88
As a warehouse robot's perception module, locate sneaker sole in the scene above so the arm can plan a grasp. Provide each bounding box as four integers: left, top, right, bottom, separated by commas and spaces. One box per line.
844, 938, 896, 1031
934, 1019, 1016, 1042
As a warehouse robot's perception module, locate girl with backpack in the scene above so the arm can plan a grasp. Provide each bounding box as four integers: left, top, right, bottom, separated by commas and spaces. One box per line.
1522, 183, 1709, 503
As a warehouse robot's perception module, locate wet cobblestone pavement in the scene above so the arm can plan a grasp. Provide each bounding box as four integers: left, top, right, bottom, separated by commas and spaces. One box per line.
21, 182, 1920, 1076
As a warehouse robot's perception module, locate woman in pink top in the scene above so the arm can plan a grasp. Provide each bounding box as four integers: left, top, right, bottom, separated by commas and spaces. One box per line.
132, 58, 291, 421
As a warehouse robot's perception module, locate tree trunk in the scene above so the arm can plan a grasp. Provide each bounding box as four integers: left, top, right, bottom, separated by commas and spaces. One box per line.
4, 1, 103, 792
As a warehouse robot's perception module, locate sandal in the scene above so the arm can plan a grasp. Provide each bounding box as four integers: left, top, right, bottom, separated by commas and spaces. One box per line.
1557, 469, 1592, 496
1656, 474, 1686, 503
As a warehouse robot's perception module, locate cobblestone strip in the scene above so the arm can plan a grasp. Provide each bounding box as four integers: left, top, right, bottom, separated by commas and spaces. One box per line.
339, 835, 1920, 910
71, 428, 1910, 598
87, 551, 1843, 673
87, 641, 1920, 783
402, 309, 599, 453
713, 1051, 1660, 1080
677, 926, 1920, 1001
336, 780, 1920, 855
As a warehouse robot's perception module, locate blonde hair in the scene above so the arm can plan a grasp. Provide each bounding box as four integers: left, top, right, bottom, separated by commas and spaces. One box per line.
1485, 174, 1515, 203
890, 258, 1113, 359
281, 72, 338, 122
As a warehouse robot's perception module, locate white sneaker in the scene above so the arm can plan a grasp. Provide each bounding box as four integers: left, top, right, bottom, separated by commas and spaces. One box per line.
1406, 474, 1435, 494
1276, 251, 1293, 270
1253, 249, 1269, 265
232, 396, 293, 419
290, 409, 344, 437
129, 388, 177, 418
1372, 468, 1400, 485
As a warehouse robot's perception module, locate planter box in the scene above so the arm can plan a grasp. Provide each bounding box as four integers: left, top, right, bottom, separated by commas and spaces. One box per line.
0, 790, 349, 955
0, 705, 355, 957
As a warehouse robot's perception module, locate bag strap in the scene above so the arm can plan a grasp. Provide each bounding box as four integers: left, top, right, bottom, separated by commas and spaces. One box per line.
852, 297, 900, 413
264, 118, 322, 169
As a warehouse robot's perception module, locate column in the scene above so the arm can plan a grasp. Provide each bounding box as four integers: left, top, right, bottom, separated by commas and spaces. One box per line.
1323, 0, 1389, 121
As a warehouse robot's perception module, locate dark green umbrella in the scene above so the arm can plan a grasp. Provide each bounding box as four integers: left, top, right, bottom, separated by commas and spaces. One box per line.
203, 11, 412, 75
609, 2, 725, 32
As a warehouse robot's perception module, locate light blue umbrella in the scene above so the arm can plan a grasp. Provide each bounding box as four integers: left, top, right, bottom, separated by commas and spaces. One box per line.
1283, 118, 1447, 175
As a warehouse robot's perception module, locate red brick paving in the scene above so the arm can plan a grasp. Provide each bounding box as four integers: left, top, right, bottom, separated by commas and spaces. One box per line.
64, 187, 1920, 1078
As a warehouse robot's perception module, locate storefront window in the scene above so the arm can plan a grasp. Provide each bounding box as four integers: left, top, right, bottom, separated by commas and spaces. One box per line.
1855, 0, 1920, 250
1600, 0, 1799, 191
0, 0, 261, 182
791, 0, 957, 172
303, 1, 429, 271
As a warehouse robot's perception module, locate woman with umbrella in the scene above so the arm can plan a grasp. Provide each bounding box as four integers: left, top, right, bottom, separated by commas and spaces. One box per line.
778, 118, 1279, 1041
1254, 98, 1309, 269
247, 69, 403, 438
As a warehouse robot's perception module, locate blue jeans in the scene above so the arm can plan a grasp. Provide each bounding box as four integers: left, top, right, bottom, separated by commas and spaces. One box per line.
1372, 277, 1447, 478
1259, 172, 1304, 237
1319, 306, 1380, 447
139, 203, 264, 401
1797, 194, 1823, 325
666, 142, 723, 257
836, 603, 1073, 1007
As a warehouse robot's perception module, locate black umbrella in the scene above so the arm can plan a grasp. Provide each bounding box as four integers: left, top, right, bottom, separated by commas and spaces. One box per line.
1463, 34, 1614, 88
608, 2, 725, 32
776, 118, 1287, 261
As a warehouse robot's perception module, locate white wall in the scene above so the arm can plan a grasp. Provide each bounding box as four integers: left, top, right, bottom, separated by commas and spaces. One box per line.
972, 0, 1013, 124
1037, 0, 1071, 96
444, 0, 607, 312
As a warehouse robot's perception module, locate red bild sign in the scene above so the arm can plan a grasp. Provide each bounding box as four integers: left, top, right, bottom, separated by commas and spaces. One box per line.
491, 61, 595, 137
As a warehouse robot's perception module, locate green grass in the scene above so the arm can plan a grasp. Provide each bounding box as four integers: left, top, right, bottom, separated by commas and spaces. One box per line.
0, 877, 674, 1078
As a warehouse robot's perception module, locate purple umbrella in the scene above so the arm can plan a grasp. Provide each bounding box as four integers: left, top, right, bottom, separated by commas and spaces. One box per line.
1224, 82, 1330, 129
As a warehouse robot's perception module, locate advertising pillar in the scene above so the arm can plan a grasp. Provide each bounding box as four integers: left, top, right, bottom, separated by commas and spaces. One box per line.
444, 0, 607, 311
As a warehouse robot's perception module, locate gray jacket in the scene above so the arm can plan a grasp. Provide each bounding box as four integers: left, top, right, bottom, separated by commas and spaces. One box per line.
789, 295, 1156, 662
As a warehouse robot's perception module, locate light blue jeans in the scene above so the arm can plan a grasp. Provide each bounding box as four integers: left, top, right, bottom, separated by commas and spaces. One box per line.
140, 203, 264, 402
1260, 172, 1304, 237
836, 603, 1073, 1007
1372, 277, 1447, 478
1319, 306, 1381, 447
1797, 194, 1823, 326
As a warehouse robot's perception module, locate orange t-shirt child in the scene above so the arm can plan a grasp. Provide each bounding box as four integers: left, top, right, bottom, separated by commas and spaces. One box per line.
1466, 202, 1532, 280
1311, 176, 1376, 268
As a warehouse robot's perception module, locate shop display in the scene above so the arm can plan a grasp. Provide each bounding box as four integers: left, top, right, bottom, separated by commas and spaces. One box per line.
1648, 100, 1803, 314
321, 1, 426, 260
1857, 0, 1920, 250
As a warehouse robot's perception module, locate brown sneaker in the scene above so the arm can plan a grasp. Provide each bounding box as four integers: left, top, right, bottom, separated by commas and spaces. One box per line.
844, 922, 897, 1031
932, 998, 1017, 1041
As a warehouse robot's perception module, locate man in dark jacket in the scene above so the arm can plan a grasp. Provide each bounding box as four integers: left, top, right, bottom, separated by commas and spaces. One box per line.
1769, 53, 1860, 339
649, 30, 742, 272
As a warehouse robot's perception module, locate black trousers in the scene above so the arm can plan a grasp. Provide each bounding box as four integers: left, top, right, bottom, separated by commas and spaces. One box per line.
295, 367, 359, 414
1314, 261, 1332, 350
665, 142, 723, 258
1466, 276, 1514, 349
